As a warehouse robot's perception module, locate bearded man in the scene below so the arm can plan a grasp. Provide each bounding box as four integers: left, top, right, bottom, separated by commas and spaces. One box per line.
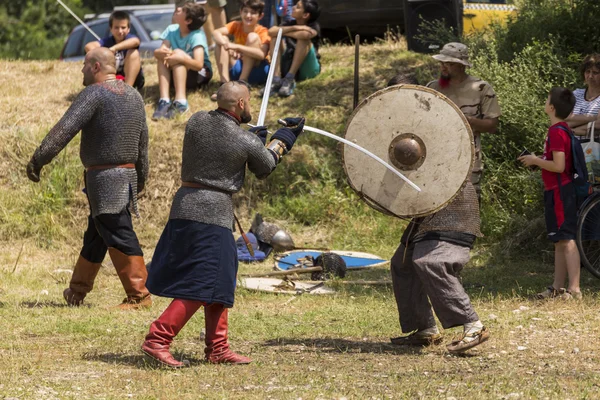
141, 80, 304, 367
428, 42, 501, 200
389, 43, 500, 353
27, 47, 151, 309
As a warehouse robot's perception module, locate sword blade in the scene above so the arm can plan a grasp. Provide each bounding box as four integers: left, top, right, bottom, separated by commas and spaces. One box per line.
57, 0, 101, 41
256, 28, 283, 127
303, 125, 422, 192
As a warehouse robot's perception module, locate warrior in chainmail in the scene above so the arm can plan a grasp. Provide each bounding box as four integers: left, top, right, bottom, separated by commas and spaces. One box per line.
141, 80, 305, 367
386, 70, 490, 353
27, 47, 151, 310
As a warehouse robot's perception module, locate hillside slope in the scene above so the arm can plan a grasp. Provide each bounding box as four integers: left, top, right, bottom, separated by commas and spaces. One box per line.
0, 39, 431, 262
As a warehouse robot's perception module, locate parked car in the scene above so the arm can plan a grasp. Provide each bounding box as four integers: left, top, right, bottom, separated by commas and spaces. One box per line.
60, 5, 175, 61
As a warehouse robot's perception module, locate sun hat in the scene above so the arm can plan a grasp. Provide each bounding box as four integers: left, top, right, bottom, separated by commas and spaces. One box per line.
432, 42, 472, 67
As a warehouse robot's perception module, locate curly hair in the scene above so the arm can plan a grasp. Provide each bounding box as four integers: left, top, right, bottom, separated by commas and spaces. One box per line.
580, 54, 600, 81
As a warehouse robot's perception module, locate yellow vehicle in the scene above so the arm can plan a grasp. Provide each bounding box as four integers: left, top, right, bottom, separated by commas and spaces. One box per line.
463, 0, 518, 34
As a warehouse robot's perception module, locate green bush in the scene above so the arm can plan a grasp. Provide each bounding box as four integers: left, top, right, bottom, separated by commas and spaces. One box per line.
494, 0, 600, 63
410, 3, 586, 253
0, 1, 83, 60
468, 39, 579, 247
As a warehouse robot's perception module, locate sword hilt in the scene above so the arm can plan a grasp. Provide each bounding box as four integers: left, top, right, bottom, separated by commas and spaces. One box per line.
277, 118, 303, 131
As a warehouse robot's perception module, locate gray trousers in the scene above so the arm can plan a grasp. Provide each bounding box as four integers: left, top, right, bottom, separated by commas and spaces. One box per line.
390, 240, 479, 333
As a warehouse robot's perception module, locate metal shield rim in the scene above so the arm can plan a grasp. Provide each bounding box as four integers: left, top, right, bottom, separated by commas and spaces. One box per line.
342, 84, 475, 218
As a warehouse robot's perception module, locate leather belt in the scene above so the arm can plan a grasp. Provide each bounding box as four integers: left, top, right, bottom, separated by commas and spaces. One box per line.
181, 181, 230, 195
86, 163, 135, 172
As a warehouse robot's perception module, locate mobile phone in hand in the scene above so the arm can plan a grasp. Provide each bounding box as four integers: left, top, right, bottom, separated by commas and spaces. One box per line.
518, 148, 531, 158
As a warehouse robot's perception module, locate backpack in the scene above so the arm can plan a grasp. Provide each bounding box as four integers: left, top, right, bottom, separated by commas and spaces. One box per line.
555, 124, 592, 204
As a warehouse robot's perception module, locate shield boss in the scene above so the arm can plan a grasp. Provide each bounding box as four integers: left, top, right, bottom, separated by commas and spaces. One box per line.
343, 85, 474, 218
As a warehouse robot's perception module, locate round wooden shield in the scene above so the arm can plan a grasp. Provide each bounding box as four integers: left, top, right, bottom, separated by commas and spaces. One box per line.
343, 85, 474, 218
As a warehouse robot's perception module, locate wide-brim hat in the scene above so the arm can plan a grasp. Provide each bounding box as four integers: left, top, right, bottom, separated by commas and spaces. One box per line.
432, 42, 472, 67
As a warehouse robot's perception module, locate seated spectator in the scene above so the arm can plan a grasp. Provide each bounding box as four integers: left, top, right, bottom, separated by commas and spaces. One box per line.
211, 0, 271, 100
84, 11, 144, 89
263, 0, 321, 97
152, 3, 212, 120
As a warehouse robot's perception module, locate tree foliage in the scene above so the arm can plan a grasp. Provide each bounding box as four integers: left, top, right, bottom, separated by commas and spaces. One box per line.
0, 0, 163, 60
495, 0, 600, 63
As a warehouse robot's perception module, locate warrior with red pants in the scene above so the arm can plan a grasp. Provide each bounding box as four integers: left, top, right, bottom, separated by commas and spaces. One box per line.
141, 80, 304, 366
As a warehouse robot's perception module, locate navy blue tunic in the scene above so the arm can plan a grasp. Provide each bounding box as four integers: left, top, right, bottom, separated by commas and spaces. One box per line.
146, 219, 238, 307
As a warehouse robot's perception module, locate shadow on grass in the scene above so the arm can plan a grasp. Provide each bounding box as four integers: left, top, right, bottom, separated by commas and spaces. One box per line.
19, 300, 82, 308
140, 82, 215, 105
82, 351, 206, 368
262, 337, 425, 355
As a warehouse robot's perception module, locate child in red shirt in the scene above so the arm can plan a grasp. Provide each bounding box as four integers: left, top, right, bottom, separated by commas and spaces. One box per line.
519, 87, 581, 300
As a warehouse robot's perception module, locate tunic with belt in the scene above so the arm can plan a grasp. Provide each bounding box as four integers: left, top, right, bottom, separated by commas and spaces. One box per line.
147, 110, 277, 307
31, 80, 148, 217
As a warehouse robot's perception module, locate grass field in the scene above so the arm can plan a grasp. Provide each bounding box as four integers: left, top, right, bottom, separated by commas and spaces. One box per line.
2, 39, 600, 399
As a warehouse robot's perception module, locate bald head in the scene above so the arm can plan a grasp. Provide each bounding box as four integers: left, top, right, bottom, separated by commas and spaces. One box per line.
87, 47, 117, 74
82, 47, 117, 86
217, 81, 250, 110
216, 81, 253, 123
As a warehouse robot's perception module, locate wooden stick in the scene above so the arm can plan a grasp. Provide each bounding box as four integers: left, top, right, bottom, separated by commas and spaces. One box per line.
11, 243, 24, 273
241, 266, 322, 278
337, 280, 391, 286
353, 34, 360, 109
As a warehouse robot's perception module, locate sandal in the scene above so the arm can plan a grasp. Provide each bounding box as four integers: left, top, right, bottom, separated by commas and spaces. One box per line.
447, 326, 490, 353
535, 286, 561, 300
560, 290, 582, 300
390, 331, 443, 347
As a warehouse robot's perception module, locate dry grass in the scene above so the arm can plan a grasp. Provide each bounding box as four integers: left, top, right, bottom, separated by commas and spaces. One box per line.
3, 40, 600, 399
3, 244, 600, 399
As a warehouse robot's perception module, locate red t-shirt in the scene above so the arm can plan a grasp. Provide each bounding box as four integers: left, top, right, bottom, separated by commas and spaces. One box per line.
541, 121, 573, 190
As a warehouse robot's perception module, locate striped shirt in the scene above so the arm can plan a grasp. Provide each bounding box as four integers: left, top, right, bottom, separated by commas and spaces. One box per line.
573, 88, 600, 116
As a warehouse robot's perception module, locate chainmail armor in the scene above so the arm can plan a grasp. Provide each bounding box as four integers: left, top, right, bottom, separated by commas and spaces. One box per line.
32, 80, 148, 217
169, 110, 277, 229
414, 182, 482, 237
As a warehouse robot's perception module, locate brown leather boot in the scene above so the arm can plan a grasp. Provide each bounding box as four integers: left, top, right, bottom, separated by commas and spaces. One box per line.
63, 255, 102, 306
141, 299, 204, 368
108, 247, 152, 310
204, 303, 251, 364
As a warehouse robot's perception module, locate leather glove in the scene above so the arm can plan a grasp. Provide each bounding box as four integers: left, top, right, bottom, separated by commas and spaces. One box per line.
26, 160, 42, 182
249, 125, 269, 145
271, 127, 297, 152
280, 117, 305, 137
